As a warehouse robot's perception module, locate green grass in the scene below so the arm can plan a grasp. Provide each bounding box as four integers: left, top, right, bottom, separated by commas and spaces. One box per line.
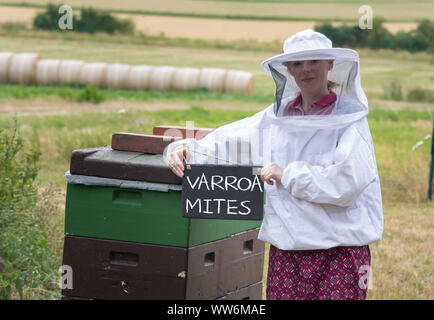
0, 123, 61, 299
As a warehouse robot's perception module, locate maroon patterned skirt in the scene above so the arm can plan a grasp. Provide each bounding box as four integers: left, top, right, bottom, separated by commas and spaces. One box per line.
266, 244, 371, 300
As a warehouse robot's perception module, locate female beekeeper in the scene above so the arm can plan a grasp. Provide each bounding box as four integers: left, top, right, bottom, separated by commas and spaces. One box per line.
165, 29, 383, 300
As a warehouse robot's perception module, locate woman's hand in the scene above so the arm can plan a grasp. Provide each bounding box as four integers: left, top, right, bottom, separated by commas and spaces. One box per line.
168, 147, 188, 178
260, 163, 283, 185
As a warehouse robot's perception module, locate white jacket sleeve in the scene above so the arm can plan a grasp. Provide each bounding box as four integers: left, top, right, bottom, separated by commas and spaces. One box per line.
280, 125, 377, 207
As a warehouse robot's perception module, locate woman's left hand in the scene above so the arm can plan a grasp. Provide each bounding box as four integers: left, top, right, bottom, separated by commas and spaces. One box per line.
260, 163, 283, 185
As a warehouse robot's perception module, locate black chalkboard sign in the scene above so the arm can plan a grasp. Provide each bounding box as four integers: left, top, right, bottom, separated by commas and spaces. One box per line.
181, 164, 264, 220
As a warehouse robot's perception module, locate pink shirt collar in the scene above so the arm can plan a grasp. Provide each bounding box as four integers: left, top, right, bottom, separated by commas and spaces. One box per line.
290, 92, 337, 108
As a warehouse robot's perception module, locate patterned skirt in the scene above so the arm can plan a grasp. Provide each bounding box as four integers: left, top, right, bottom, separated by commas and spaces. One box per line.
266, 244, 371, 300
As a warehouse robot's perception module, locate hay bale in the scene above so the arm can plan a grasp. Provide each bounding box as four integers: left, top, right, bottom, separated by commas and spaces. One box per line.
78, 62, 108, 88
199, 68, 227, 92
105, 64, 131, 89
8, 53, 40, 85
58, 60, 85, 85
172, 67, 201, 91
149, 66, 176, 91
125, 65, 153, 90
0, 52, 14, 83
35, 59, 61, 85
223, 70, 255, 94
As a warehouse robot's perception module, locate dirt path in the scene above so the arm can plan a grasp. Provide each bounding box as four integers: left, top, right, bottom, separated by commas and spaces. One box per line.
0, 97, 265, 116
0, 97, 432, 117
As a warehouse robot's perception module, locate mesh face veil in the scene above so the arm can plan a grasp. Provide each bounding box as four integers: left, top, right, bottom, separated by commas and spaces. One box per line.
268, 58, 366, 117
262, 29, 369, 131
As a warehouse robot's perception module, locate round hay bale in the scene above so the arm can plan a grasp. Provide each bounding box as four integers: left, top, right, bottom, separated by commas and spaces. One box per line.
149, 66, 176, 91
199, 68, 227, 92
35, 59, 61, 85
8, 53, 40, 85
105, 64, 131, 89
78, 62, 108, 88
172, 67, 201, 91
223, 70, 255, 94
0, 52, 14, 83
125, 65, 154, 90
58, 60, 85, 85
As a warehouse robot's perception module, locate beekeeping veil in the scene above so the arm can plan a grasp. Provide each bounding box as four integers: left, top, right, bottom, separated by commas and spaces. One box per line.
166, 29, 370, 166
263, 29, 368, 128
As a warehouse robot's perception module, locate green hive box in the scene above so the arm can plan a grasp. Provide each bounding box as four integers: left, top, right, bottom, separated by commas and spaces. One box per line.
65, 147, 262, 248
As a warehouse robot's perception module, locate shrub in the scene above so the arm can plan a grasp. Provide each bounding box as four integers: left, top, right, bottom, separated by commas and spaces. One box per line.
407, 88, 434, 103
33, 4, 135, 35
33, 3, 59, 31
393, 31, 426, 53
315, 18, 433, 53
414, 19, 434, 53
76, 86, 105, 104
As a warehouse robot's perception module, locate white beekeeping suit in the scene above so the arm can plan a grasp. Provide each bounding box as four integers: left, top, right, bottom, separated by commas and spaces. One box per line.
166, 29, 383, 250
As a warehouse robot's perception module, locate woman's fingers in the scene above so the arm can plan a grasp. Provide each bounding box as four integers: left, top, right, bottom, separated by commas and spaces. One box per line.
260, 163, 283, 185
260, 167, 274, 185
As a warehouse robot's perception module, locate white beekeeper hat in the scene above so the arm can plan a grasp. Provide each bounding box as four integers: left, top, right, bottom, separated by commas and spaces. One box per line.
262, 29, 359, 76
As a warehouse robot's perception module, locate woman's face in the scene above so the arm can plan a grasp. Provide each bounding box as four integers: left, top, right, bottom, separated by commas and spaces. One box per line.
286, 59, 333, 94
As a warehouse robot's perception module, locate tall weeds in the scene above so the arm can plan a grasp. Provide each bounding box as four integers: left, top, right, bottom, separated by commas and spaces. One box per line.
0, 120, 61, 299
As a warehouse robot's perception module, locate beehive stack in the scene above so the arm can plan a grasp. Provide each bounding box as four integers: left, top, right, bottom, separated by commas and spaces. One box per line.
62, 126, 265, 300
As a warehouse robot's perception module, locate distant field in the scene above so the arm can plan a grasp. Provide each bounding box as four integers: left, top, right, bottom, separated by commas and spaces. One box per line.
0, 0, 432, 22
0, 6, 420, 43
115, 15, 418, 41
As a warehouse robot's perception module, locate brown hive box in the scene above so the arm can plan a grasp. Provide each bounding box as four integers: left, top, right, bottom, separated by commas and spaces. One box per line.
61, 229, 264, 300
